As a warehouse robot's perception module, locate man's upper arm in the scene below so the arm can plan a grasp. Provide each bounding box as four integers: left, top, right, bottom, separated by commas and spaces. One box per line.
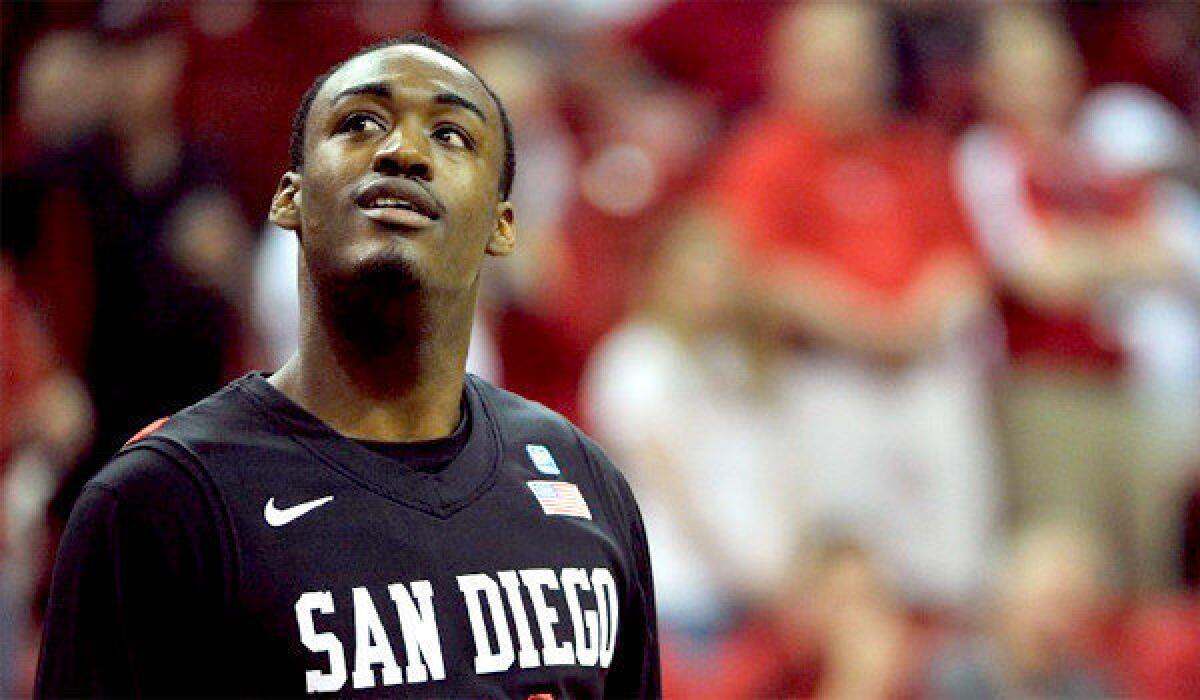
576, 432, 661, 698
35, 445, 227, 698
609, 475, 661, 699
953, 127, 1044, 276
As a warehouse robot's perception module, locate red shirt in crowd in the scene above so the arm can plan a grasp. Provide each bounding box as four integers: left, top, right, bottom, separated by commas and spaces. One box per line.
711, 110, 977, 313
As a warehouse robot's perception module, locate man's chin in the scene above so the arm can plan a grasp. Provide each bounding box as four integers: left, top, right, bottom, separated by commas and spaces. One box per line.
350, 251, 422, 294
316, 250, 424, 351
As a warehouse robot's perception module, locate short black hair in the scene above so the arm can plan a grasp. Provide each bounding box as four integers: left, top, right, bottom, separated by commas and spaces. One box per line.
288, 33, 515, 200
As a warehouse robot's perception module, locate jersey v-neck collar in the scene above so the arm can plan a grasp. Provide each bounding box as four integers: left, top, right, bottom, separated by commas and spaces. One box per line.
235, 372, 501, 518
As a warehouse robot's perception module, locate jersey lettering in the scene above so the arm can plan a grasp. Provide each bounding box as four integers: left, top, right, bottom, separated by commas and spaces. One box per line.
350, 587, 404, 689
295, 591, 348, 693
388, 581, 445, 683
457, 573, 517, 674
561, 568, 600, 666
593, 568, 619, 668
520, 568, 574, 666
297, 567, 619, 690
497, 570, 542, 669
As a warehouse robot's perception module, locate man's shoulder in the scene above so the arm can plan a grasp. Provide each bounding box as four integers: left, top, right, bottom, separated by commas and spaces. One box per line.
469, 375, 630, 490
89, 440, 196, 501
122, 373, 275, 450
98, 373, 278, 497
469, 374, 597, 454
469, 373, 573, 431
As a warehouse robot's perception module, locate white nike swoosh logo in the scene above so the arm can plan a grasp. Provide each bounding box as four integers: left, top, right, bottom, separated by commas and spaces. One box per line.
264, 495, 334, 527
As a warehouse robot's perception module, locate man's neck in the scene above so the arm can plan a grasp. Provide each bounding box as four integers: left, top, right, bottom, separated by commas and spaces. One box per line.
270, 281, 475, 442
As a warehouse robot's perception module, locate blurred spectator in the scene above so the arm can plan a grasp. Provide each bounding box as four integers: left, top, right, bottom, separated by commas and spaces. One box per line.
498, 41, 716, 420
80, 19, 252, 444
555, 47, 716, 339
585, 209, 803, 642
36, 19, 255, 594
710, 2, 997, 608
704, 537, 926, 699
954, 6, 1184, 589
1, 258, 92, 697
9, 29, 107, 162
1078, 84, 1200, 589
927, 521, 1118, 698
1077, 85, 1200, 408
1, 3, 98, 108
3, 30, 109, 368
465, 34, 577, 312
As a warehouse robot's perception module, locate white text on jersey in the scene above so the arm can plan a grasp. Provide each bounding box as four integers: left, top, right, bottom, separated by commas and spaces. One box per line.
294, 566, 619, 693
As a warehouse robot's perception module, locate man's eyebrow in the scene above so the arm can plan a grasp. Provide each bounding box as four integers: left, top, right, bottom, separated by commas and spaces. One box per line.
330, 83, 486, 123
332, 81, 392, 104
434, 92, 487, 123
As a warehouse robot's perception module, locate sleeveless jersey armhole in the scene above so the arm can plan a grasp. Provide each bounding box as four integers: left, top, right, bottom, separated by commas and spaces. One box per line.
119, 436, 242, 612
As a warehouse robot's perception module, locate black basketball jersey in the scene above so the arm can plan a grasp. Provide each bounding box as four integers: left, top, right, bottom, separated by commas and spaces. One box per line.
36, 373, 659, 698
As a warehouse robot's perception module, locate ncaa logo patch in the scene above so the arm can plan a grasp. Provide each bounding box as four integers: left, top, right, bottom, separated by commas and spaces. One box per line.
525, 444, 560, 475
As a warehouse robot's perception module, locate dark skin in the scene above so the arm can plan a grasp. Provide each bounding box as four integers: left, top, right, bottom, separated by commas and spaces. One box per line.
267, 45, 515, 441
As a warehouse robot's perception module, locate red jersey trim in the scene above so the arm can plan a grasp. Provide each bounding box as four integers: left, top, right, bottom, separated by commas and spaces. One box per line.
124, 416, 170, 446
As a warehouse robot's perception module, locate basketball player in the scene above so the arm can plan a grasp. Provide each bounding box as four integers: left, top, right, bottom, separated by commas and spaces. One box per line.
36, 34, 659, 698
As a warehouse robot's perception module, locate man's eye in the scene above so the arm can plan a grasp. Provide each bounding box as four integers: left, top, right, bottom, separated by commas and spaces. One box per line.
338, 114, 385, 134
433, 125, 472, 150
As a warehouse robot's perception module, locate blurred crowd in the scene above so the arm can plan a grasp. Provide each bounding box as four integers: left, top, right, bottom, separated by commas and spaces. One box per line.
4, 1, 1200, 696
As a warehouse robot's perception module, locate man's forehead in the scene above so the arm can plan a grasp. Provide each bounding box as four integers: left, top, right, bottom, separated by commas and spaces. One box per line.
318, 44, 492, 112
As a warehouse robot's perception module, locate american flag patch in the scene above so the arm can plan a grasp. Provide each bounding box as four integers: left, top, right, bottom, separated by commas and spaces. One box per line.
527, 481, 592, 520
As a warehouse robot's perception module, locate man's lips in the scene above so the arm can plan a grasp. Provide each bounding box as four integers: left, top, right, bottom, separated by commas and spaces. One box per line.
360, 206, 437, 228
354, 178, 441, 228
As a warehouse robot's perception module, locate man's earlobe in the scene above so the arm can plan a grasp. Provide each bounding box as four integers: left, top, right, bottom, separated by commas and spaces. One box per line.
269, 173, 303, 233
486, 202, 516, 257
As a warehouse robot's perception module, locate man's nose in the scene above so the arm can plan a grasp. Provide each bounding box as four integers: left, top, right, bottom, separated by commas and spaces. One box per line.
372, 126, 432, 180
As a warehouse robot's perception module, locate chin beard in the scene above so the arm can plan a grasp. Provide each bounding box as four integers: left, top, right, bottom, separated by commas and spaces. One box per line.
321, 253, 422, 355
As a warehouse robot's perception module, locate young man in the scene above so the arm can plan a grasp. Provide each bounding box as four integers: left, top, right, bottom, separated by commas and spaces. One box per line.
36, 34, 659, 698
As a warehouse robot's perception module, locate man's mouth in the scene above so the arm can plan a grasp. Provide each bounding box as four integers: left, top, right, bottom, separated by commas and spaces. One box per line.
369, 197, 417, 210
355, 179, 441, 229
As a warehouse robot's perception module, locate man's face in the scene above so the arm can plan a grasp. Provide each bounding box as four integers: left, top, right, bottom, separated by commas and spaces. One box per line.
774, 3, 889, 130
981, 18, 1082, 134
273, 44, 513, 297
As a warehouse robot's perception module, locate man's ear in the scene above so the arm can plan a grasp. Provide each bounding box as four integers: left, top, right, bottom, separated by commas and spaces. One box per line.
269, 172, 303, 233
486, 202, 516, 257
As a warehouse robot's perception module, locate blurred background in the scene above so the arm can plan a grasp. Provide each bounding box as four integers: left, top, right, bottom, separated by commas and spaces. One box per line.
3, 0, 1200, 696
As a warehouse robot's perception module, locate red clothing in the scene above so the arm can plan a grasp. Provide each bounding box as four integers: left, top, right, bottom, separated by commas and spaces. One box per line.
712, 112, 976, 308
1119, 597, 1200, 699
628, 1, 787, 114
0, 261, 60, 556
1016, 138, 1146, 371
706, 620, 821, 699
0, 262, 56, 465
698, 614, 933, 699
999, 299, 1124, 371
956, 126, 1150, 371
